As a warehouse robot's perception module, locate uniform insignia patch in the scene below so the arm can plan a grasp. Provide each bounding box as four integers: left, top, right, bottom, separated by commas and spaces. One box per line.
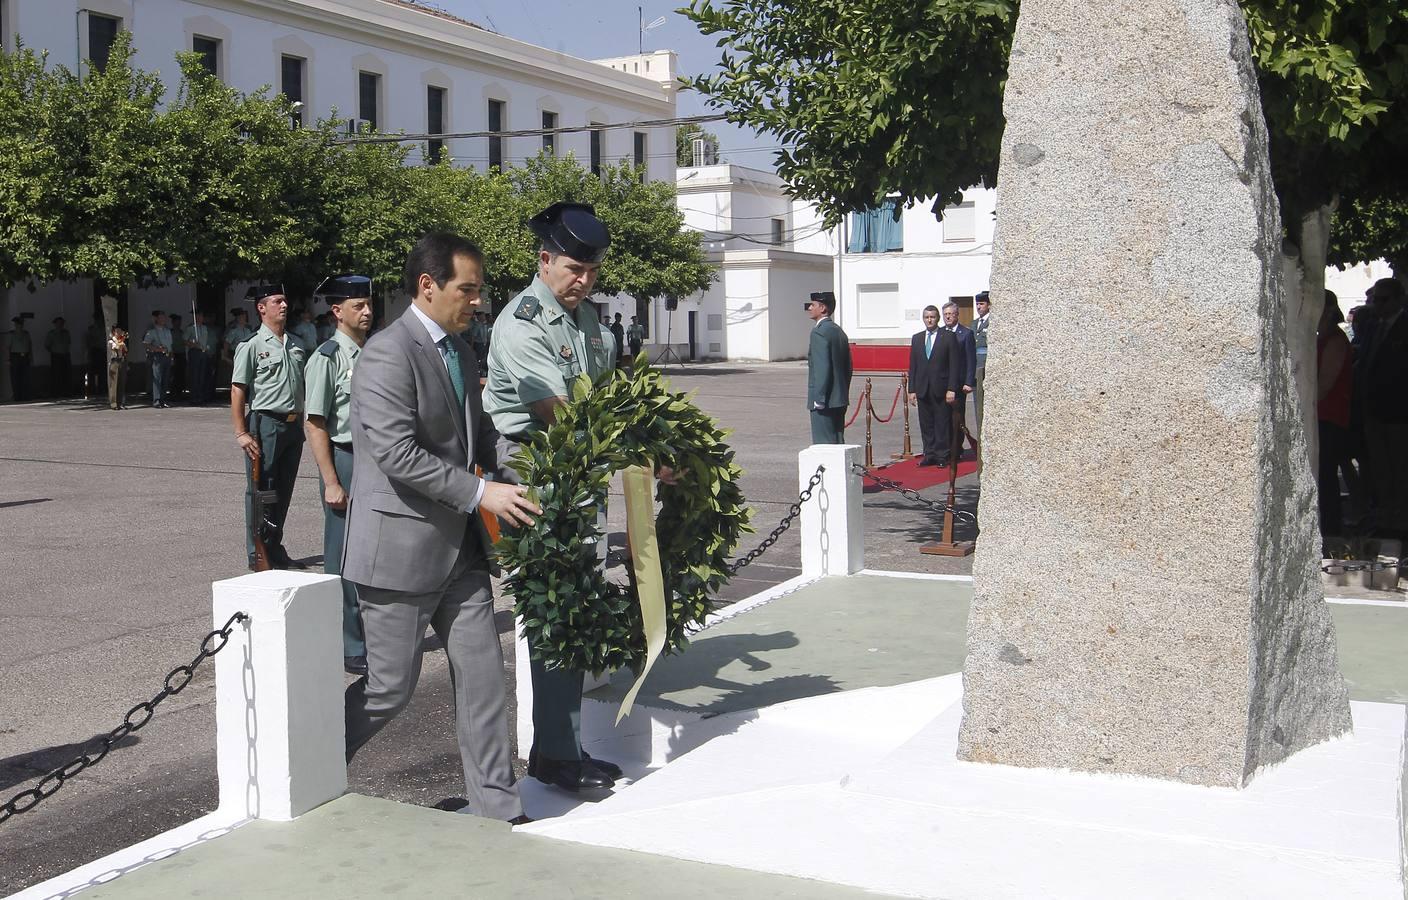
514, 296, 540, 321
560, 344, 574, 361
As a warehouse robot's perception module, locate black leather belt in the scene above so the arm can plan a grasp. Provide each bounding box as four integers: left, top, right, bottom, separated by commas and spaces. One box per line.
332, 442, 353, 453
256, 410, 300, 423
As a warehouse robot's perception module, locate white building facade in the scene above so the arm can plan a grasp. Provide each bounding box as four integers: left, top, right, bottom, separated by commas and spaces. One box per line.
0, 0, 676, 394
672, 161, 995, 361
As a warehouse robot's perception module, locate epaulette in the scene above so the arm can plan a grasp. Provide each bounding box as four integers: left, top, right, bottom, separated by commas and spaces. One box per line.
514, 295, 541, 321
317, 339, 338, 358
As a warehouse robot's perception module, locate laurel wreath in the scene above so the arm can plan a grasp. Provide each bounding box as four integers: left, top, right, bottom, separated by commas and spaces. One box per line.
497, 355, 752, 675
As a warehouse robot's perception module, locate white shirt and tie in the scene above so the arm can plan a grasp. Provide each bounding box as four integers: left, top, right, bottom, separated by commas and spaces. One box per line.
410, 304, 486, 512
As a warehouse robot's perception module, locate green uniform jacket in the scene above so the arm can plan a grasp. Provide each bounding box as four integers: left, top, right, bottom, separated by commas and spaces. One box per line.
482, 276, 614, 437
807, 317, 853, 410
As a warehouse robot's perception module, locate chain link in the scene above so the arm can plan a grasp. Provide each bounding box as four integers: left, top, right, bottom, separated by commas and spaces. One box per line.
1321, 560, 1400, 574
727, 465, 826, 575
852, 462, 978, 524
0, 611, 248, 826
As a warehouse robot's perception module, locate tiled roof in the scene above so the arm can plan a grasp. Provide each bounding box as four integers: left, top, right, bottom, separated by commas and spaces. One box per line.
376, 0, 485, 31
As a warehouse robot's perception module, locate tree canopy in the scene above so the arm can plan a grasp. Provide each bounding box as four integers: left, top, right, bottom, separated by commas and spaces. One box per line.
680, 0, 1408, 265
0, 39, 714, 307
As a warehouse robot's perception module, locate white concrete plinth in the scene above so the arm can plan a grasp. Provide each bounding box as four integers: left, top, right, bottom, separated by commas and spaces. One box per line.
798, 444, 864, 578
523, 674, 1407, 899
212, 571, 346, 822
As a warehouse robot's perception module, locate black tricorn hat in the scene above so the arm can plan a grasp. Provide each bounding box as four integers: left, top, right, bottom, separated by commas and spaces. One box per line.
244, 283, 285, 303
314, 274, 372, 304
529, 202, 611, 263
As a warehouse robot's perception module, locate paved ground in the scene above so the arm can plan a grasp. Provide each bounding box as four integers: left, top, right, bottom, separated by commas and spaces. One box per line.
0, 362, 976, 896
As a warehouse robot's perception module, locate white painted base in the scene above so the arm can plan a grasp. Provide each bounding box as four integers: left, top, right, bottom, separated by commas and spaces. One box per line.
523, 674, 1408, 899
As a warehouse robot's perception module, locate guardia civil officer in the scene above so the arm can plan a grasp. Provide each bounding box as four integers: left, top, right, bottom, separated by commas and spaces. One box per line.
303, 275, 373, 675
231, 284, 306, 570
483, 202, 622, 793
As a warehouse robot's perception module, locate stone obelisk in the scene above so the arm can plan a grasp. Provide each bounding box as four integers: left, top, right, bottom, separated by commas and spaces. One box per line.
958, 0, 1352, 787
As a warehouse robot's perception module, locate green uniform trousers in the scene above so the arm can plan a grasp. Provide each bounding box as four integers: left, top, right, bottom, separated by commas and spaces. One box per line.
323, 443, 364, 657
244, 411, 303, 562
810, 408, 846, 444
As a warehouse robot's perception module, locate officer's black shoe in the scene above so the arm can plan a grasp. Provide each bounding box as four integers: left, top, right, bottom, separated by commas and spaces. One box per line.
583, 752, 623, 780
344, 655, 368, 676
531, 756, 614, 792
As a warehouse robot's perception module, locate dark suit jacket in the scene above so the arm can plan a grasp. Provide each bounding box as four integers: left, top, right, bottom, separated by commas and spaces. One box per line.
807, 317, 853, 410
1364, 309, 1408, 424
908, 328, 963, 399
343, 308, 501, 593
949, 323, 978, 389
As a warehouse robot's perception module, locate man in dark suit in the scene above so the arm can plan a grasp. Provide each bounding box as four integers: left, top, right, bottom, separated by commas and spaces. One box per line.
342, 232, 540, 823
806, 290, 853, 443
908, 305, 963, 465
1361, 277, 1408, 539
942, 300, 979, 456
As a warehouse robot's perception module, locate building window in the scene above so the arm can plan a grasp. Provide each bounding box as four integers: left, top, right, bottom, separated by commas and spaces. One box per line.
847, 199, 904, 253
487, 99, 504, 170
87, 13, 120, 73
426, 86, 446, 164
358, 71, 380, 132
541, 110, 557, 156
770, 218, 785, 246
942, 201, 977, 242
589, 124, 603, 176
281, 56, 305, 127
192, 35, 220, 77
633, 131, 647, 171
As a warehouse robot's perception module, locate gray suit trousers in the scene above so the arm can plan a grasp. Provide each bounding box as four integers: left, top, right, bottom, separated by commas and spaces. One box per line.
344, 546, 521, 821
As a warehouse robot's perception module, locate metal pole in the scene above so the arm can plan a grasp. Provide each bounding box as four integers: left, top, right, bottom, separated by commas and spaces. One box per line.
864, 378, 874, 468
901, 373, 913, 458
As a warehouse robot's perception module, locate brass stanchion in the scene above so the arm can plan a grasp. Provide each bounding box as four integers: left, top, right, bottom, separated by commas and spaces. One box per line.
863, 378, 874, 468
895, 372, 914, 459
921, 403, 976, 557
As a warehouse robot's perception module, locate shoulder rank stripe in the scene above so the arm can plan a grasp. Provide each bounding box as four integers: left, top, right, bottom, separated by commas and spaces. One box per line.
514, 296, 541, 321
317, 339, 338, 358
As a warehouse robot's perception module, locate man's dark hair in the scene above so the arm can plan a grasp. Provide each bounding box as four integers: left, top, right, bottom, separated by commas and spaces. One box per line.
1324, 290, 1344, 325
1371, 277, 1404, 305
817, 292, 837, 315
976, 291, 991, 306
152, 309, 164, 317
923, 304, 940, 316
404, 232, 484, 296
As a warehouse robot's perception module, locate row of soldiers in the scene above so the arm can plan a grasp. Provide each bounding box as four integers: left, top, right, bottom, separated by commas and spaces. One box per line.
233, 203, 628, 819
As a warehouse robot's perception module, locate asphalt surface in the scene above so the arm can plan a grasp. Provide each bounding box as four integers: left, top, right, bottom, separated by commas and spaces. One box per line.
0, 362, 977, 895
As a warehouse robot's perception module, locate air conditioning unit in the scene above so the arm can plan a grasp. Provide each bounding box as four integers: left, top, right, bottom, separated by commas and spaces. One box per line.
691, 136, 718, 167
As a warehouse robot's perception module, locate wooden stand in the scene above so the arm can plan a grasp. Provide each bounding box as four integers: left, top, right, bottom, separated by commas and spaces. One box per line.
921, 404, 978, 557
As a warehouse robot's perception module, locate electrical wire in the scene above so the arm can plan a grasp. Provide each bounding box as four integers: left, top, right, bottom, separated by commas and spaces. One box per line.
335, 112, 729, 144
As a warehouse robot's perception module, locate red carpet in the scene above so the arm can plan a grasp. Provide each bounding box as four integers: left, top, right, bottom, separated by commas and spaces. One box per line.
862, 454, 980, 493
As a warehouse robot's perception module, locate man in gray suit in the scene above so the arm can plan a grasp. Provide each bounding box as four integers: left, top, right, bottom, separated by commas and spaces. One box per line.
342, 232, 540, 823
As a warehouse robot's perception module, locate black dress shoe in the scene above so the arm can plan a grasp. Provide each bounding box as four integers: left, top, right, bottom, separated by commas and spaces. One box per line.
507, 814, 534, 826
582, 753, 623, 780
531, 756, 614, 792
344, 655, 368, 675
916, 458, 934, 467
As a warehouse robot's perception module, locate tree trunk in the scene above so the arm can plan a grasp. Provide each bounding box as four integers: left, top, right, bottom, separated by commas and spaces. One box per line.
1287, 202, 1336, 474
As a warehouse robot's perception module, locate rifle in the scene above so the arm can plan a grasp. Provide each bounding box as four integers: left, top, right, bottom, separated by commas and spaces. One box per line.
249, 443, 278, 572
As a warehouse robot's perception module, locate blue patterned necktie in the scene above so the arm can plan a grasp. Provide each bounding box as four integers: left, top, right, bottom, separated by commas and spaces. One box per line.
439, 338, 466, 410
925, 330, 934, 359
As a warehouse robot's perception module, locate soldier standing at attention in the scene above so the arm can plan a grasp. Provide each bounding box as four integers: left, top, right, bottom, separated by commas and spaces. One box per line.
484, 202, 681, 794
303, 275, 373, 675
142, 310, 174, 409
10, 316, 33, 401
231, 284, 306, 570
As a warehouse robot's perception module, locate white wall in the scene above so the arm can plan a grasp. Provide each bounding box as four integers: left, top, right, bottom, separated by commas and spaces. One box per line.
7, 0, 674, 181
835, 188, 997, 339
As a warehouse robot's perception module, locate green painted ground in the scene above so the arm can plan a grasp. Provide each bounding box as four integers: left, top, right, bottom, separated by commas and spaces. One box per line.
76, 794, 877, 899
588, 575, 1407, 709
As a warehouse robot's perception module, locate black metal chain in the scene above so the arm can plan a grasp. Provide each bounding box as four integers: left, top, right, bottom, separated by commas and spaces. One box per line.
852, 462, 978, 524
1321, 560, 1400, 574
0, 611, 248, 826
727, 465, 826, 575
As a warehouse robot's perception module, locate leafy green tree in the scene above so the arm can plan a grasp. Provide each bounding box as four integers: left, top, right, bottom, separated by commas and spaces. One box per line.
1330, 195, 1408, 275
0, 44, 66, 290
48, 32, 184, 290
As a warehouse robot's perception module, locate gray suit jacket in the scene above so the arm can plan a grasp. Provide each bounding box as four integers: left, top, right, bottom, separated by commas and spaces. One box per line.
343, 308, 499, 593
